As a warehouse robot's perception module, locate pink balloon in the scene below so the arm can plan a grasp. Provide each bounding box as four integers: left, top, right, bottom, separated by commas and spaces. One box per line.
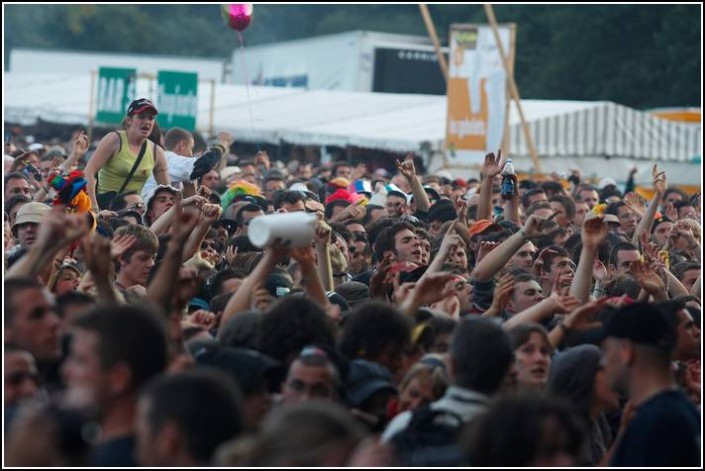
222, 3, 253, 32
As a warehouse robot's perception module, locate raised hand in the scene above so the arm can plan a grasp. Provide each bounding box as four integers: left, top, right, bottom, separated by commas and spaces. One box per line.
182, 194, 207, 210
370, 253, 395, 300
256, 150, 270, 170
218, 131, 233, 149
652, 164, 666, 194
185, 309, 218, 330
81, 232, 113, 280
314, 220, 332, 246
553, 271, 574, 296
338, 204, 366, 221
201, 203, 222, 225
533, 247, 558, 277
304, 199, 325, 216
481, 150, 503, 180
225, 244, 238, 266
50, 155, 65, 171
35, 208, 88, 250
623, 192, 646, 218
523, 213, 557, 238
476, 240, 499, 265
110, 233, 137, 260
197, 185, 213, 200
640, 231, 655, 258
407, 272, 457, 307
562, 297, 608, 330
430, 294, 461, 319
439, 229, 462, 256
391, 273, 417, 306
592, 259, 608, 284
582, 213, 609, 248
171, 199, 201, 244
290, 245, 316, 267
181, 181, 197, 199
630, 260, 665, 295
251, 287, 274, 312
489, 273, 514, 314
664, 202, 678, 222
72, 130, 89, 156
395, 154, 417, 180
455, 198, 468, 223
549, 291, 581, 314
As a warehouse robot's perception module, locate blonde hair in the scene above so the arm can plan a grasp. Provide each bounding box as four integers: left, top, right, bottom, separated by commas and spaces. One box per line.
399, 360, 449, 401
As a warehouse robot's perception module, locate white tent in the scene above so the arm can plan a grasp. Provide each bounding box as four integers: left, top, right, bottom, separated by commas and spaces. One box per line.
4, 72, 701, 184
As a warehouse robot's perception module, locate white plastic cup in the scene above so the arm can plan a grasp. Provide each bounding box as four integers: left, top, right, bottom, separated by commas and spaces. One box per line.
248, 212, 317, 249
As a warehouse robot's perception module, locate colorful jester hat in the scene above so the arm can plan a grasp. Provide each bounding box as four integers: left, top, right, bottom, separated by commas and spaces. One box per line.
49, 170, 92, 214
221, 179, 264, 209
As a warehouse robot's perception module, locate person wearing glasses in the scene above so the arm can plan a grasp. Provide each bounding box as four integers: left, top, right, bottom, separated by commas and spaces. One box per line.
108, 191, 146, 216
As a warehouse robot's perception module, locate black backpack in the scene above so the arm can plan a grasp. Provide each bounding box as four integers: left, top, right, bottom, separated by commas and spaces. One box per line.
390, 406, 466, 466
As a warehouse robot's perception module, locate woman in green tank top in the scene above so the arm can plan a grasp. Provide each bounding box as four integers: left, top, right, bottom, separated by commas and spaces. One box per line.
85, 98, 170, 211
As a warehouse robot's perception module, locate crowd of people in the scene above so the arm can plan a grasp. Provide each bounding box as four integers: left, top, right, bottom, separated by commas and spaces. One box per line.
3, 98, 701, 466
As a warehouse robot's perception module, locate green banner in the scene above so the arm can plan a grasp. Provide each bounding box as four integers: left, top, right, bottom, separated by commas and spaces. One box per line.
157, 71, 198, 131
96, 67, 137, 124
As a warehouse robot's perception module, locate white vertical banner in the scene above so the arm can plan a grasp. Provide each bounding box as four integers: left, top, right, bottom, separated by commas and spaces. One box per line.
446, 24, 514, 164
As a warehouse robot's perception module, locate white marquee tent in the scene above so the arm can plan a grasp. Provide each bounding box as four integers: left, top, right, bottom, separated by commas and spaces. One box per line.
4, 72, 701, 184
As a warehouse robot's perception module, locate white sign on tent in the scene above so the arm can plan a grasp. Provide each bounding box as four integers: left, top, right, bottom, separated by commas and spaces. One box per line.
446, 24, 514, 165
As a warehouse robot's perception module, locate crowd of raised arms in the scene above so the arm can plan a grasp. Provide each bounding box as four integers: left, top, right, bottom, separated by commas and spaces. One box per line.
3, 99, 701, 467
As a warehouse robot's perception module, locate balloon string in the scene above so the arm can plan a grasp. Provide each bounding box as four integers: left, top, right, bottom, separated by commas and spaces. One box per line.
238, 30, 261, 152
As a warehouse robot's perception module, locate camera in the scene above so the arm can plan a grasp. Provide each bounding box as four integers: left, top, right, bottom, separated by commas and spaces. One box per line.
23, 164, 42, 180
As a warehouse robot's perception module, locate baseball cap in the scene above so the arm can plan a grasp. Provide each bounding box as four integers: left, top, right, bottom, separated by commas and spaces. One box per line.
265, 273, 293, 298
344, 359, 397, 406
194, 347, 284, 395
126, 98, 158, 117
220, 166, 241, 181
598, 178, 618, 190
335, 282, 370, 307
468, 219, 502, 236
603, 302, 677, 351
651, 215, 673, 233
422, 186, 441, 202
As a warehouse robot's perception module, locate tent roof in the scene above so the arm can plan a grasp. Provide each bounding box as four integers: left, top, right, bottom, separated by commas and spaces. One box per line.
4, 72, 700, 162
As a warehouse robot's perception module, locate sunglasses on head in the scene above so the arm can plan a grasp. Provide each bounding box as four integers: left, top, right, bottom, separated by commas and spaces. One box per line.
300, 346, 328, 360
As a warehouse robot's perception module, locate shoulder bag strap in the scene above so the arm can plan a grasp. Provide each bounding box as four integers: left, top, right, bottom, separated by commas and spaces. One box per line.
117, 139, 148, 194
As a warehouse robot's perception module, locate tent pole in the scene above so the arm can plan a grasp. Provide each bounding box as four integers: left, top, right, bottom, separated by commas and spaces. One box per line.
209, 79, 216, 139
419, 4, 449, 84
484, 4, 542, 173
88, 70, 96, 141
502, 23, 516, 159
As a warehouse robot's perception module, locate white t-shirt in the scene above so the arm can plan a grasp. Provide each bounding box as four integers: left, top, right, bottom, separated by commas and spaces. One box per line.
141, 151, 195, 200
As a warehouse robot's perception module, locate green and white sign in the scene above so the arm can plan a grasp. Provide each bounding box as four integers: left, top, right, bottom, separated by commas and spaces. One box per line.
157, 71, 198, 131
96, 67, 137, 124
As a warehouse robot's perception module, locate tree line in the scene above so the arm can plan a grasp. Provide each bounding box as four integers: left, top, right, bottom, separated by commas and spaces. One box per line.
4, 4, 700, 109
